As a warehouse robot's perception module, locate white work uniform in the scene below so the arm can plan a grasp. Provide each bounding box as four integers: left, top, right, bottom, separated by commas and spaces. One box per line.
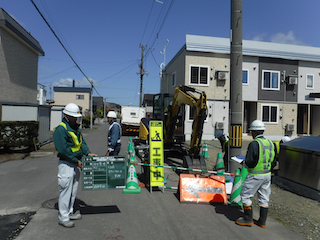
240, 174, 271, 207
58, 160, 80, 222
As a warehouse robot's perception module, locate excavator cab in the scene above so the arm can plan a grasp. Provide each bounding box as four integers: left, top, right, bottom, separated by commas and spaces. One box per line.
153, 93, 185, 144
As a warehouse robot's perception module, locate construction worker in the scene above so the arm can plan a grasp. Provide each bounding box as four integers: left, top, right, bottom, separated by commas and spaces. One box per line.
274, 136, 291, 159
214, 130, 229, 171
53, 103, 97, 228
107, 111, 121, 156
236, 119, 275, 228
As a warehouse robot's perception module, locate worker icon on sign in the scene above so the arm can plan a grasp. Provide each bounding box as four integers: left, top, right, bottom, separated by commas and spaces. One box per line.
151, 131, 161, 141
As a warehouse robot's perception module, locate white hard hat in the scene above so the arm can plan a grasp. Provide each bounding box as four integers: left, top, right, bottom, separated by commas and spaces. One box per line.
281, 136, 291, 143
107, 111, 117, 118
215, 130, 223, 138
63, 103, 82, 117
248, 120, 265, 131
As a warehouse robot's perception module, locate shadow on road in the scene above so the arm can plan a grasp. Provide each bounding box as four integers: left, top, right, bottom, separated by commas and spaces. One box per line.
41, 198, 121, 215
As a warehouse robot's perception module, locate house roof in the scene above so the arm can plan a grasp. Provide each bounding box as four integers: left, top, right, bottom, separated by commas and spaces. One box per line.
185, 34, 320, 62
0, 8, 44, 56
54, 87, 91, 93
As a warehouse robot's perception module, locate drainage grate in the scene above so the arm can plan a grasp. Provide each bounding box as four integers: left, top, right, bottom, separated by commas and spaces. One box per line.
41, 198, 58, 210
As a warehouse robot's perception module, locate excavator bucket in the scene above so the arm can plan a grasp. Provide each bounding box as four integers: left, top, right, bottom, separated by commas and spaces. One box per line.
183, 155, 207, 172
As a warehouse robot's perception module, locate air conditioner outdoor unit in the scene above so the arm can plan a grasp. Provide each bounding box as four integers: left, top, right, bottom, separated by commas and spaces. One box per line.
217, 71, 227, 80
288, 77, 298, 85
216, 122, 224, 130
286, 123, 295, 131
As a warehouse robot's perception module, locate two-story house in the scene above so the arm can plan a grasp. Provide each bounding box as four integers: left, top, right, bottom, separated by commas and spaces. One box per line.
0, 8, 44, 104
161, 34, 320, 141
53, 86, 91, 114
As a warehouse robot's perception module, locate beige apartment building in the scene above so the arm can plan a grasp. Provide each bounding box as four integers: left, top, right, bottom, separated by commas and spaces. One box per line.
161, 35, 320, 141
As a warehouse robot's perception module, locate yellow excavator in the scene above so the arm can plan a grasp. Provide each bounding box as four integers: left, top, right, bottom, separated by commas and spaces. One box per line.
135, 85, 208, 170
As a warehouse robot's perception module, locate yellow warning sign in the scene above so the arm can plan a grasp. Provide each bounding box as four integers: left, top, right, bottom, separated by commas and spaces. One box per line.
149, 121, 164, 187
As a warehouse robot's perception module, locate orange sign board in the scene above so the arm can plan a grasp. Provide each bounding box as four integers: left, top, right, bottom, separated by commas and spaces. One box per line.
179, 174, 227, 203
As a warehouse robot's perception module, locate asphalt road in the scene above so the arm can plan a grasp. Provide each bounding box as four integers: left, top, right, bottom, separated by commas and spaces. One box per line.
0, 122, 303, 240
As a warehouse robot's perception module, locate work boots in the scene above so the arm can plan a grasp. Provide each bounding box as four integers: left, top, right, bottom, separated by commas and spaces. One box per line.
236, 205, 253, 226
254, 207, 268, 228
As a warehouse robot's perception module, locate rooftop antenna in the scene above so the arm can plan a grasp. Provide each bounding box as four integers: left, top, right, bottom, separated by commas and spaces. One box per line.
160, 39, 169, 78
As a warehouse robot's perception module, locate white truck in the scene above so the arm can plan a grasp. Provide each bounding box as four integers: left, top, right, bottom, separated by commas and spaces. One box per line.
120, 106, 146, 135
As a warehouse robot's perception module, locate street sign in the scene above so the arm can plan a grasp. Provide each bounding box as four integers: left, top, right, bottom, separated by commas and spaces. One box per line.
82, 155, 126, 190
149, 121, 164, 187
179, 174, 227, 203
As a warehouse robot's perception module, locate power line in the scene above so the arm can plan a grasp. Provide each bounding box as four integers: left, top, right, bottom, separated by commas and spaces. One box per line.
30, 0, 93, 88
140, 1, 155, 45
38, 65, 76, 80
31, 0, 103, 129
98, 61, 137, 83
143, 0, 175, 60
144, 1, 166, 49
38, 0, 77, 61
150, 49, 160, 68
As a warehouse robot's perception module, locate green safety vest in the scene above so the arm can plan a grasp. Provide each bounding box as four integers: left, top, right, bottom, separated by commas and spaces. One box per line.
222, 139, 229, 152
248, 138, 275, 176
58, 122, 83, 153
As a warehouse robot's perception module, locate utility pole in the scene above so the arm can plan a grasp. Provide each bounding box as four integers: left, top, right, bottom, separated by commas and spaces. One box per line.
229, 0, 243, 173
138, 45, 147, 107
50, 83, 52, 100
103, 97, 108, 122
90, 85, 93, 129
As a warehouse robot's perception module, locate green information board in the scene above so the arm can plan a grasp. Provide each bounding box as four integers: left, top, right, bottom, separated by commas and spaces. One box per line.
82, 155, 127, 190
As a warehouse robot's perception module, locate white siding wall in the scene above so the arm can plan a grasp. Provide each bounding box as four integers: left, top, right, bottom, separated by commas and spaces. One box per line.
50, 108, 63, 131
242, 57, 259, 102
298, 61, 320, 104
2, 105, 37, 121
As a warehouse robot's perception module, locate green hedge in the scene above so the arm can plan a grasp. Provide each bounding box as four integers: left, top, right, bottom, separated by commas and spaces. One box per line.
82, 117, 96, 128
0, 121, 39, 150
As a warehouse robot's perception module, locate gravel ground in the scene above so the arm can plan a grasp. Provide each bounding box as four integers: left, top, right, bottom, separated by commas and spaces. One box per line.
1, 137, 320, 240
266, 183, 320, 240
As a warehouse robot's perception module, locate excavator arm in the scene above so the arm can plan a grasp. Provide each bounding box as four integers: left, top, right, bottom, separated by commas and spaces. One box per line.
164, 85, 207, 158
135, 85, 208, 170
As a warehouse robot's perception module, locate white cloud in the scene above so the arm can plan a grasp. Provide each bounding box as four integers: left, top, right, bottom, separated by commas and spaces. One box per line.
54, 77, 97, 87
252, 33, 266, 42
251, 31, 306, 45
270, 31, 305, 45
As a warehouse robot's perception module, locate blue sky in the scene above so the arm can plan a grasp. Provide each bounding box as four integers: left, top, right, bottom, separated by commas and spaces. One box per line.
2, 0, 320, 106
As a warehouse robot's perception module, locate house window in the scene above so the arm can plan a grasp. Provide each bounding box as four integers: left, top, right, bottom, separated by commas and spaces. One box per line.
243, 70, 248, 84
188, 106, 207, 121
261, 104, 278, 123
306, 74, 314, 89
189, 106, 195, 120
76, 95, 84, 100
262, 70, 280, 90
190, 65, 209, 85
172, 72, 176, 86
